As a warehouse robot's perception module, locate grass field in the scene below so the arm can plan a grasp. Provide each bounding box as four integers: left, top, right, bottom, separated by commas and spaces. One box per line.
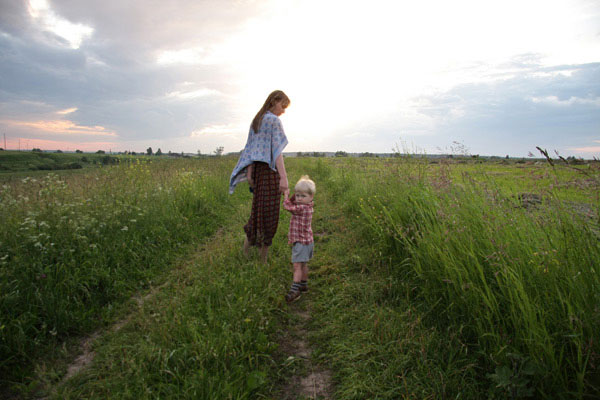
0, 155, 598, 398
0, 150, 126, 173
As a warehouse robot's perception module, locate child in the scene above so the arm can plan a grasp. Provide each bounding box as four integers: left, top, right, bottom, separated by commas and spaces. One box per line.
283, 175, 315, 303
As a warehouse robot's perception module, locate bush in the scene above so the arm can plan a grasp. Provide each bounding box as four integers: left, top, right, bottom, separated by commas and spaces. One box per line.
101, 155, 117, 165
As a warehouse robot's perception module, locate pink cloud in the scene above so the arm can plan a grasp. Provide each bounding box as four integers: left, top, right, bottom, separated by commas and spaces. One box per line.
4, 119, 117, 136
570, 146, 600, 153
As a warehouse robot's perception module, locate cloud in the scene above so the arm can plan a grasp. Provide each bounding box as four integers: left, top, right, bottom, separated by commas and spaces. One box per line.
27, 0, 94, 49
157, 47, 209, 66
166, 88, 221, 100
400, 61, 600, 156
0, 0, 247, 152
570, 146, 600, 153
3, 119, 117, 136
530, 95, 600, 107
191, 123, 242, 138
1, 0, 599, 156
56, 107, 77, 114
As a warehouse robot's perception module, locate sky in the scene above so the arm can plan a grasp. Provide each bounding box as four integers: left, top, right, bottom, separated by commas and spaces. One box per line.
0, 0, 599, 158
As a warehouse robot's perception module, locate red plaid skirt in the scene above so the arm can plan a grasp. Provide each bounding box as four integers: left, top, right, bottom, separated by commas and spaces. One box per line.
244, 162, 281, 247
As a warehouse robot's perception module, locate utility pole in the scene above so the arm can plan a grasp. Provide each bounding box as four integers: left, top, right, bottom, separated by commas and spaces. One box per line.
3, 133, 6, 149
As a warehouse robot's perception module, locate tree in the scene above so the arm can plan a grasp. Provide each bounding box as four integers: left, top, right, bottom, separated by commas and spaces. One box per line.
335, 151, 348, 157
32, 148, 43, 152
147, 147, 153, 156
197, 149, 202, 156
214, 146, 224, 156
156, 148, 162, 156
96, 150, 105, 154
76, 149, 83, 153
55, 149, 63, 153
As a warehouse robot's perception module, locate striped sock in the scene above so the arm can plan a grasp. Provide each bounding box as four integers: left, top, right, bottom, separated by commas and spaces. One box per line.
300, 280, 307, 288
291, 282, 302, 292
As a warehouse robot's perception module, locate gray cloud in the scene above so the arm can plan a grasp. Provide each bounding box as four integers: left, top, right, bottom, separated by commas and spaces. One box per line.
1, 1, 599, 156
403, 61, 600, 157
0, 0, 248, 147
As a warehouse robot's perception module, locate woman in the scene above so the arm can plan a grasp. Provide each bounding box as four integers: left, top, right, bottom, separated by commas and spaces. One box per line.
229, 90, 290, 263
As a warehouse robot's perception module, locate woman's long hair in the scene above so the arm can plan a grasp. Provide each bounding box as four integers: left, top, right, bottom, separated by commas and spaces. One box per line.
251, 90, 290, 133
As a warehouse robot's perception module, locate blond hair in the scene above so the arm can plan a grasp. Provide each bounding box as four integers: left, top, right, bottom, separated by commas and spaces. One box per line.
251, 90, 290, 133
295, 175, 316, 195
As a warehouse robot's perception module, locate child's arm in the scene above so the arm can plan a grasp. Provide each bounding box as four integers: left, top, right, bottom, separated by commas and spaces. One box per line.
283, 197, 308, 215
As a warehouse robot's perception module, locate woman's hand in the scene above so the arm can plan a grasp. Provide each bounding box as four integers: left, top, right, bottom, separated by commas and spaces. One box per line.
246, 165, 254, 189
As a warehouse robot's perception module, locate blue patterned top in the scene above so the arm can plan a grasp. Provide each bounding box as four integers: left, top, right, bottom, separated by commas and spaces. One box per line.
229, 111, 288, 194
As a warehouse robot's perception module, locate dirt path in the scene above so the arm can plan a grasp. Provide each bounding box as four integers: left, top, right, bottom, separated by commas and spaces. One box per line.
35, 190, 338, 399
62, 282, 168, 382
36, 228, 224, 399
276, 193, 338, 399
35, 278, 171, 399
279, 301, 334, 399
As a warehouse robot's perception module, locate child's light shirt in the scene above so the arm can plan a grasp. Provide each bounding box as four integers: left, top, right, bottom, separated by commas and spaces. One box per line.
283, 197, 314, 244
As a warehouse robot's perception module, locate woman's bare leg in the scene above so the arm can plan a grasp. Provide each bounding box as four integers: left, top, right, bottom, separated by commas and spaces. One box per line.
243, 237, 250, 257
259, 246, 269, 264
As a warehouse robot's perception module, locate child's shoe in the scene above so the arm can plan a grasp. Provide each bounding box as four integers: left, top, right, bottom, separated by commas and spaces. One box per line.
285, 290, 301, 303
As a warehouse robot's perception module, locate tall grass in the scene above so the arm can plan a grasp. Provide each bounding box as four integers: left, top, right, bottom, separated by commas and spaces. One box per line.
319, 157, 599, 398
0, 157, 235, 385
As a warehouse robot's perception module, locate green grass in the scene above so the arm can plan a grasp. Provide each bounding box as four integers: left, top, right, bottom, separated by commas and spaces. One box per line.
306, 157, 599, 399
0, 157, 237, 392
55, 222, 290, 399
50, 163, 297, 399
2, 155, 598, 398
0, 150, 126, 173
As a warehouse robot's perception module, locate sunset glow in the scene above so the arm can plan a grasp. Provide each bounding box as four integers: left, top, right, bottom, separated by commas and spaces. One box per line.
5, 119, 117, 136
1, 0, 598, 156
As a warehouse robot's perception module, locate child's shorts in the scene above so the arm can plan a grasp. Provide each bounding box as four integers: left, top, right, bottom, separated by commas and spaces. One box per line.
292, 242, 314, 263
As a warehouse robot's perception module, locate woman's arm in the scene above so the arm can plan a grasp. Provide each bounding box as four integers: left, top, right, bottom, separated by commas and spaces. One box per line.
246, 163, 254, 188
275, 154, 289, 197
